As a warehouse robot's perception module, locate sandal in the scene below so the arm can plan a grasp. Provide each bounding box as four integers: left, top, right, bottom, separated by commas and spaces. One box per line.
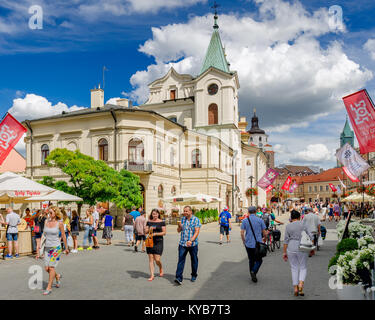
55, 274, 62, 288
147, 276, 154, 282
159, 270, 164, 277
42, 290, 52, 295
298, 286, 304, 296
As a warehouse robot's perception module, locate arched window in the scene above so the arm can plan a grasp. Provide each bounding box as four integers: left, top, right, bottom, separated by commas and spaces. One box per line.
158, 184, 164, 198
41, 144, 49, 165
171, 186, 176, 196
67, 142, 77, 152
170, 147, 175, 167
157, 142, 161, 164
208, 104, 218, 125
129, 138, 144, 165
192, 149, 202, 168
98, 138, 108, 161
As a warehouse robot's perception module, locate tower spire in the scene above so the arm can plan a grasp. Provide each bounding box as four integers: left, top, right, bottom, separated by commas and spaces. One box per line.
211, 1, 220, 29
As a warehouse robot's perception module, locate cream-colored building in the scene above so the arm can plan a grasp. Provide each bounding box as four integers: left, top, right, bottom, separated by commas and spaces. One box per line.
22, 15, 268, 215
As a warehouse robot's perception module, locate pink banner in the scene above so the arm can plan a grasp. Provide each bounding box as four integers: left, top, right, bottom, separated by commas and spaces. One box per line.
343, 89, 375, 154
257, 168, 279, 190
289, 182, 298, 193
281, 176, 292, 191
0, 113, 27, 166
265, 185, 274, 193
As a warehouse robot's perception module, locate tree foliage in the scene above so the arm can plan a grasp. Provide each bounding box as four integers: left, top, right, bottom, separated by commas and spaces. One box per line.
41, 148, 143, 212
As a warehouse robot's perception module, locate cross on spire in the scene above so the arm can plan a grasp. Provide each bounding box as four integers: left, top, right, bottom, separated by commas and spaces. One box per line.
211, 1, 220, 29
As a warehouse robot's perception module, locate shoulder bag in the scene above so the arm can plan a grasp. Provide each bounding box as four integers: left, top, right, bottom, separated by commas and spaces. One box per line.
39, 234, 46, 257
145, 227, 154, 248
247, 217, 267, 258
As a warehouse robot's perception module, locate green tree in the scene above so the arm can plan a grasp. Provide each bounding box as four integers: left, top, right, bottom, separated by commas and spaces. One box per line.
42, 148, 143, 215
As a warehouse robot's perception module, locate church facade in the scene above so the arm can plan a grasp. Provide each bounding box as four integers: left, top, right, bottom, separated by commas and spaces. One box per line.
22, 16, 268, 215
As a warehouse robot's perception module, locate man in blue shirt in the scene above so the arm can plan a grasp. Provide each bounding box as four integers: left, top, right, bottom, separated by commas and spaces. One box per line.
219, 207, 232, 244
175, 205, 201, 285
240, 206, 267, 283
130, 206, 140, 220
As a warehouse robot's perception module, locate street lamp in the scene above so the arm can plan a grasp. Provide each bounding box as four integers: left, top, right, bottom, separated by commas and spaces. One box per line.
249, 175, 254, 206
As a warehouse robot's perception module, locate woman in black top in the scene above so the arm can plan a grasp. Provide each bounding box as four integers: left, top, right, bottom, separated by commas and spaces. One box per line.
32, 210, 47, 260
145, 209, 166, 282
70, 210, 80, 253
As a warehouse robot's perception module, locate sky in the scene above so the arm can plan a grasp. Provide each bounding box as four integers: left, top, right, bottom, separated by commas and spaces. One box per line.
1, 0, 375, 169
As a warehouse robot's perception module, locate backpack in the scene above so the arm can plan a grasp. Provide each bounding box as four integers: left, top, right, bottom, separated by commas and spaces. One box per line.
220, 212, 229, 225
262, 213, 270, 228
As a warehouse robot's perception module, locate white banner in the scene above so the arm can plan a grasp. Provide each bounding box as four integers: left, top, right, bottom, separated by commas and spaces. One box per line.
338, 176, 346, 189
336, 143, 370, 178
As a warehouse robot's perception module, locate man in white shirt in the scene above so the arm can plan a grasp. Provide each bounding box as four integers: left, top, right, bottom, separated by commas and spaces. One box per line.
302, 207, 321, 256
92, 205, 100, 249
4, 208, 21, 258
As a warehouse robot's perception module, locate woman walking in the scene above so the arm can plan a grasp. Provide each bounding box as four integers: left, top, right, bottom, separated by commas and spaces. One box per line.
61, 209, 71, 250
122, 211, 135, 246
78, 209, 93, 251
70, 210, 80, 253
283, 210, 314, 296
145, 209, 166, 282
42, 206, 69, 295
102, 210, 114, 245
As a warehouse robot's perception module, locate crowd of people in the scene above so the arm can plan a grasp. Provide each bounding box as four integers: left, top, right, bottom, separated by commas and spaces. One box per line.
0, 198, 358, 297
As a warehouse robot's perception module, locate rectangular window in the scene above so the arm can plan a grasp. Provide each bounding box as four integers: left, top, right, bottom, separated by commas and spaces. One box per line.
309, 186, 312, 192
170, 90, 176, 100
314, 186, 317, 192
320, 186, 323, 192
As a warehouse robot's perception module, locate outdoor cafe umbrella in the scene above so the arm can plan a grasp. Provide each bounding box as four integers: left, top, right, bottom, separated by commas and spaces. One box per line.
0, 171, 54, 204
163, 193, 222, 206
342, 192, 375, 202
25, 190, 83, 202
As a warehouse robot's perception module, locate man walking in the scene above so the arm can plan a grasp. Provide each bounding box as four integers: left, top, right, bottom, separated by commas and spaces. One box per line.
175, 206, 201, 285
240, 206, 267, 283
134, 211, 147, 252
130, 206, 141, 246
4, 207, 21, 259
302, 207, 321, 256
219, 207, 232, 244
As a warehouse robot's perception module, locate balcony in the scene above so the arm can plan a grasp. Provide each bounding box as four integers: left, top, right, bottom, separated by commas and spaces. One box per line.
124, 160, 153, 173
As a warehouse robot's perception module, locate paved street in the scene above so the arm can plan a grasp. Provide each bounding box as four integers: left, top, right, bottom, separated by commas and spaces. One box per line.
0, 213, 339, 300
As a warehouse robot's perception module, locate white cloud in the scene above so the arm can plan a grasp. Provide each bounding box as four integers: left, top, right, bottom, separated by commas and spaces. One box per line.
364, 39, 375, 60
291, 144, 334, 163
106, 97, 122, 105
128, 0, 372, 130
9, 93, 85, 122
127, 0, 207, 13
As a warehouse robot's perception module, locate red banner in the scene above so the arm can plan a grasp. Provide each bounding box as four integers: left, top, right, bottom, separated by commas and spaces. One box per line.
342, 166, 360, 182
281, 176, 292, 190
0, 113, 27, 166
329, 183, 337, 192
342, 89, 375, 154
265, 185, 274, 193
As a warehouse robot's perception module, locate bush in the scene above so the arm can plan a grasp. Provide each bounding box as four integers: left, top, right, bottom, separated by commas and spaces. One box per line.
336, 238, 359, 254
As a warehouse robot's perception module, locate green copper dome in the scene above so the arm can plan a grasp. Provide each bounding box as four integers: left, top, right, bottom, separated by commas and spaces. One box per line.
200, 16, 230, 75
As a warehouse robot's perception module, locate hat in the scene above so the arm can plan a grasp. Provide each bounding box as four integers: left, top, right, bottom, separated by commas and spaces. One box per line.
224, 206, 228, 211
248, 206, 257, 213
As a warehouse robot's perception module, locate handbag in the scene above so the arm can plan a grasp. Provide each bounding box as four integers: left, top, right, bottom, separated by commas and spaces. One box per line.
145, 228, 154, 248
318, 235, 323, 247
299, 230, 316, 252
67, 235, 73, 248
247, 217, 267, 258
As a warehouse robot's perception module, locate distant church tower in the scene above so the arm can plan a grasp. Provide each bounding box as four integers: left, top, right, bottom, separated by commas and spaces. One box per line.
248, 108, 268, 149
340, 116, 354, 148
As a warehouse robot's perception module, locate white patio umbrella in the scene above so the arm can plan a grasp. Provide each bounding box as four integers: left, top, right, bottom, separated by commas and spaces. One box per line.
0, 171, 55, 204
342, 192, 375, 202
163, 193, 222, 205
25, 190, 83, 202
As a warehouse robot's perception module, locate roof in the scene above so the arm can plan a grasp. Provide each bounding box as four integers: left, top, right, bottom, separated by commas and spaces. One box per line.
341, 117, 354, 138
200, 23, 230, 75
23, 104, 186, 130
275, 165, 316, 176
293, 167, 345, 184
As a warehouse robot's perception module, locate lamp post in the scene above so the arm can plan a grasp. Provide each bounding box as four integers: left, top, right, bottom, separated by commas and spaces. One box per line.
249, 175, 254, 206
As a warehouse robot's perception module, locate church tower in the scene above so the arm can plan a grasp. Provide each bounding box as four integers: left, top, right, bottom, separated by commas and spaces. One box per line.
248, 108, 269, 149
340, 116, 354, 148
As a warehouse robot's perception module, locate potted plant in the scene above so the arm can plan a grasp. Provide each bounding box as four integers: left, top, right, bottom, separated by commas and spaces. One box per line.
246, 188, 258, 197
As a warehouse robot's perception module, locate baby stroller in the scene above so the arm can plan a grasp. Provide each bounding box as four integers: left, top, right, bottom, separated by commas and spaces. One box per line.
320, 225, 327, 240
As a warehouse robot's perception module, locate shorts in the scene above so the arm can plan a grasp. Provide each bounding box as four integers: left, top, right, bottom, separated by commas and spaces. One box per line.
6, 233, 18, 241
34, 233, 42, 239
334, 212, 340, 217
220, 225, 229, 235
44, 245, 62, 268
136, 234, 146, 241
71, 230, 79, 236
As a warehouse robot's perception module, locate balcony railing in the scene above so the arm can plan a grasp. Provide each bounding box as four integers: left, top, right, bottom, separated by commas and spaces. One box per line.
124, 160, 153, 172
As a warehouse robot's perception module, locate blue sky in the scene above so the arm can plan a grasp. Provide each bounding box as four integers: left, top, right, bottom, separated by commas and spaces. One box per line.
1, 0, 375, 169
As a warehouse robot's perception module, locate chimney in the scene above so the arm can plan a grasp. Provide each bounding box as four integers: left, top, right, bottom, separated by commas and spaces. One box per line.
117, 98, 132, 108
91, 86, 104, 108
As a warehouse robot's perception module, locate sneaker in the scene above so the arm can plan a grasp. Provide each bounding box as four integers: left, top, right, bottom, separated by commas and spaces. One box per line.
191, 276, 197, 282
134, 246, 138, 252
15, 254, 19, 258
86, 247, 93, 251
5, 254, 12, 259
174, 279, 182, 285
219, 241, 222, 245
77, 247, 84, 251
250, 271, 257, 283
71, 249, 78, 253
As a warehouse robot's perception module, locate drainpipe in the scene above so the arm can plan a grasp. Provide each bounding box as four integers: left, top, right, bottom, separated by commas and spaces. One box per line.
232, 150, 238, 213
25, 121, 33, 178
178, 128, 186, 193
110, 110, 117, 171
